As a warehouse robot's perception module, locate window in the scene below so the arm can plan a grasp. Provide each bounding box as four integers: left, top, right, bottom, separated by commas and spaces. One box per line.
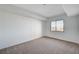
51, 20, 64, 32
51, 21, 56, 31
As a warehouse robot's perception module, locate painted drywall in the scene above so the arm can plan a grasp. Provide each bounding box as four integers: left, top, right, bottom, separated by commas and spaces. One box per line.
43, 14, 79, 44
0, 9, 42, 49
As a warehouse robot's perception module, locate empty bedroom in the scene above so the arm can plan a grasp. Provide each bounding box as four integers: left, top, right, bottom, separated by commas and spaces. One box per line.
0, 4, 79, 54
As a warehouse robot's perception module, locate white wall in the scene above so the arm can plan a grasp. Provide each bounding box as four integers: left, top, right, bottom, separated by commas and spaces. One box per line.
32, 19, 42, 39
43, 14, 79, 44
0, 9, 42, 49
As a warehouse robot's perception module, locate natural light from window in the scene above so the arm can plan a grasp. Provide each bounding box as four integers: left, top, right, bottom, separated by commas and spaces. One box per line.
51, 20, 64, 32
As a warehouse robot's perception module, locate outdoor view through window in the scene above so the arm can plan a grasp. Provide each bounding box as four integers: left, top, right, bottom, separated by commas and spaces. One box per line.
51, 20, 64, 32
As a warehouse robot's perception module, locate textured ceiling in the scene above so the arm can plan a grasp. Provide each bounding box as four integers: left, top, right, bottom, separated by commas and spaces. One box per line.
13, 4, 65, 18
63, 4, 79, 16
1, 4, 79, 20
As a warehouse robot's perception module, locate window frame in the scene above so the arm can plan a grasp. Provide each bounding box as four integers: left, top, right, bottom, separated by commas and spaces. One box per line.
50, 20, 64, 32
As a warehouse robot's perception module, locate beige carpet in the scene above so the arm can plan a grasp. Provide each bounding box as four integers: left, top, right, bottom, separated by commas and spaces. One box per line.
0, 37, 79, 54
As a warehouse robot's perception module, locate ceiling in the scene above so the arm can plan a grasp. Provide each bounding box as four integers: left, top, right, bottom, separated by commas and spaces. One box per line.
1, 4, 79, 20
63, 4, 79, 16
13, 4, 65, 18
